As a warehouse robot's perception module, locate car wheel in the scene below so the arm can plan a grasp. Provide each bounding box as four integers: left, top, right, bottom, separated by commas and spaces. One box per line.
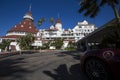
84, 59, 111, 80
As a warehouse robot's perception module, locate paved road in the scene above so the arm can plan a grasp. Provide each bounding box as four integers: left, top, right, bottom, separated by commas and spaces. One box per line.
0, 51, 89, 80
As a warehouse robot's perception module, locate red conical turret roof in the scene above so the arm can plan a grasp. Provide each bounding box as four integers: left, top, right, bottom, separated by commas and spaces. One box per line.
7, 19, 38, 34
56, 18, 61, 23
7, 11, 38, 34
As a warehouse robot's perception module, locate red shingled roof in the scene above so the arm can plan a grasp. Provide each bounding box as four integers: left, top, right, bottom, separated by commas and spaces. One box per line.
1, 35, 20, 39
7, 18, 38, 34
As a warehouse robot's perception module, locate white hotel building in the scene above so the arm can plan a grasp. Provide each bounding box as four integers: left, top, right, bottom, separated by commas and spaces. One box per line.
37, 19, 97, 48
0, 10, 97, 51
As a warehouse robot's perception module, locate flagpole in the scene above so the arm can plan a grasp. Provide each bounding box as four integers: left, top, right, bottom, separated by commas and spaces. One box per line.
29, 4, 32, 12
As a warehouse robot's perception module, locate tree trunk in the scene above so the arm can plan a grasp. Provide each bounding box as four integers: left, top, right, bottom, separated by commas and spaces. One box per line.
108, 1, 120, 22
111, 5, 120, 22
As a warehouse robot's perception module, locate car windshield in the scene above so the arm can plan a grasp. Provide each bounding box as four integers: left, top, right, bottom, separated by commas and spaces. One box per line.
89, 43, 117, 50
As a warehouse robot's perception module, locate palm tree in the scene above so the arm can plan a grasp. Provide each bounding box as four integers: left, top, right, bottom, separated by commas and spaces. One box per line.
0, 39, 11, 51
49, 17, 54, 25
54, 38, 64, 49
17, 33, 35, 50
78, 0, 120, 22
37, 18, 46, 50
37, 18, 46, 26
49, 17, 54, 46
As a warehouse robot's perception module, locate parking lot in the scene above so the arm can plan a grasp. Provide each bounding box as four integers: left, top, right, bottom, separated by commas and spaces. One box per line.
0, 51, 89, 80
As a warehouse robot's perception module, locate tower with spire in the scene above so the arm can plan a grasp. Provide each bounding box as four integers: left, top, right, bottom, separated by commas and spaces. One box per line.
0, 5, 38, 51
23, 4, 34, 21
6, 4, 38, 37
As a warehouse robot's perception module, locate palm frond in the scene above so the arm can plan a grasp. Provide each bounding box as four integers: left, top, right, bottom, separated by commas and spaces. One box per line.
78, 0, 119, 18
99, 0, 107, 6
90, 6, 99, 18
49, 17, 54, 24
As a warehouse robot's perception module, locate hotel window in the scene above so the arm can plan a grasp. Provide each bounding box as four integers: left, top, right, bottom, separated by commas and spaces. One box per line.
84, 33, 86, 36
79, 26, 82, 28
29, 26, 32, 29
76, 33, 78, 36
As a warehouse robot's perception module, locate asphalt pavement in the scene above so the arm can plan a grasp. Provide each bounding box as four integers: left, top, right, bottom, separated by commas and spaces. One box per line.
0, 51, 89, 80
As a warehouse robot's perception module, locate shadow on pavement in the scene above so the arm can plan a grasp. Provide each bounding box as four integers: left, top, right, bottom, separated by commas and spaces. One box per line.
0, 58, 32, 80
43, 63, 89, 80
58, 50, 82, 60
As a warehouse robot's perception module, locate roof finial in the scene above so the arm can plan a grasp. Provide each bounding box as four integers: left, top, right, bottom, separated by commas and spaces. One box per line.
29, 4, 32, 12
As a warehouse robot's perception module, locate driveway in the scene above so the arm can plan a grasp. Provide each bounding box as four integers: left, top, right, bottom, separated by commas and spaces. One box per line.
0, 51, 89, 80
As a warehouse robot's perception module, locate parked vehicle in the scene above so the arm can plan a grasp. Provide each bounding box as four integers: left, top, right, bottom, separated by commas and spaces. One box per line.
76, 20, 120, 80
80, 48, 120, 80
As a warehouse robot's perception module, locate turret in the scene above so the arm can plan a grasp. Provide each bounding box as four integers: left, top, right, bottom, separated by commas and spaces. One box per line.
55, 18, 62, 31
23, 11, 34, 21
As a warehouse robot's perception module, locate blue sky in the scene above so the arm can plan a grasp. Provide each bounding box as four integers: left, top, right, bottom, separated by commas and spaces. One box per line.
0, 0, 118, 36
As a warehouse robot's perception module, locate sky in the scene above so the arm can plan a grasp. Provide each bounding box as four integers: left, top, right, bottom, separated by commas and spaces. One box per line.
0, 0, 119, 36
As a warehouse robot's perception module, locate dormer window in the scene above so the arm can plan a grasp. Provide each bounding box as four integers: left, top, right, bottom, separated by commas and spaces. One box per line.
29, 26, 32, 29
21, 25, 24, 27
29, 23, 31, 25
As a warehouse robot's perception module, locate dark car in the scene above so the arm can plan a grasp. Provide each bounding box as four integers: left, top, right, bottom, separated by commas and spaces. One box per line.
80, 48, 120, 80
